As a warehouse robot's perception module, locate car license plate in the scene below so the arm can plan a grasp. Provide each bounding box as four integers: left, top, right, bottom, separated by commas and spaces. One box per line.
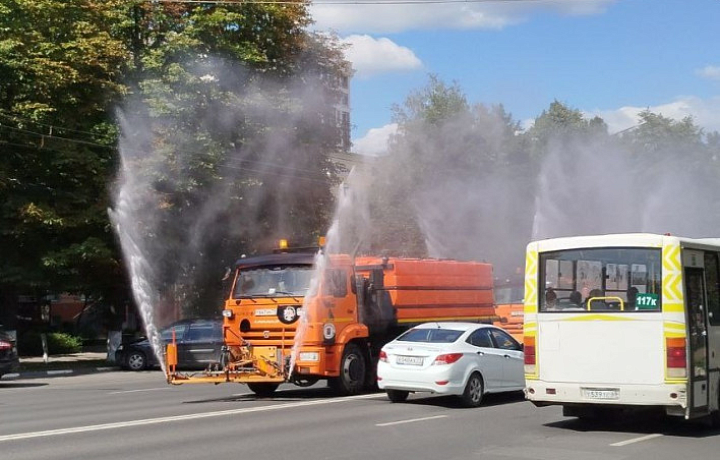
583, 388, 619, 400
396, 355, 423, 366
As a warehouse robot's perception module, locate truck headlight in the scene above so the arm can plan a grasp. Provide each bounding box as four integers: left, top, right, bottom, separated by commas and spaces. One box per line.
299, 352, 319, 362
222, 309, 234, 319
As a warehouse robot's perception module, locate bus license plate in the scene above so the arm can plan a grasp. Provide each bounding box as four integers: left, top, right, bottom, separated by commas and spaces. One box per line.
396, 355, 423, 366
583, 389, 619, 400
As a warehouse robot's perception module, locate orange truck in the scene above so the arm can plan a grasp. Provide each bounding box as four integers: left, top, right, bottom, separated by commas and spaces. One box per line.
493, 277, 524, 342
166, 244, 496, 395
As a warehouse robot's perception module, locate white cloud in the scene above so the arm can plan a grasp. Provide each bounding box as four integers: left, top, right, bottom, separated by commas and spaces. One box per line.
353, 123, 398, 156
341, 35, 422, 78
697, 65, 720, 81
310, 0, 615, 34
587, 96, 720, 134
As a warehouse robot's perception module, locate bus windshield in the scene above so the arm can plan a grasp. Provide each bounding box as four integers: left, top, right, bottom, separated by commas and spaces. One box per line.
539, 247, 662, 312
234, 265, 314, 298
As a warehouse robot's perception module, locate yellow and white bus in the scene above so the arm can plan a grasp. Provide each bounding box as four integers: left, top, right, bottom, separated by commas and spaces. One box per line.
523, 233, 720, 423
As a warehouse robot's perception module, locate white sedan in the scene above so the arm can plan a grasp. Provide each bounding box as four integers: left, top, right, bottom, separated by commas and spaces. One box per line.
377, 322, 524, 407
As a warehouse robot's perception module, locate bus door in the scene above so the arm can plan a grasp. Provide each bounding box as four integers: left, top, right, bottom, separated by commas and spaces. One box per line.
684, 262, 710, 415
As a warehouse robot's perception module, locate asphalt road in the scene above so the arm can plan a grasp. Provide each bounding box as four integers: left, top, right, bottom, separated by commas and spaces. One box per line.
1, 371, 719, 460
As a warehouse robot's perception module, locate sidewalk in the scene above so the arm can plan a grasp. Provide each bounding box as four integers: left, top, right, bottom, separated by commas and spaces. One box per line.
1, 351, 120, 380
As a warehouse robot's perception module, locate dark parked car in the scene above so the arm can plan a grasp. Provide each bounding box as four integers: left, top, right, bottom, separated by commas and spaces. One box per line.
116, 319, 223, 371
0, 325, 20, 379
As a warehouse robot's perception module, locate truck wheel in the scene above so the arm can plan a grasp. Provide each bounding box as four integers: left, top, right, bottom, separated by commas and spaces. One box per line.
329, 343, 367, 396
248, 383, 279, 397
460, 372, 484, 407
386, 390, 409, 403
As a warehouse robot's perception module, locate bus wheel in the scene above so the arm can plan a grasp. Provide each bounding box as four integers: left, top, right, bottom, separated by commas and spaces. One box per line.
248, 383, 279, 397
710, 410, 720, 428
711, 392, 720, 428
329, 343, 367, 396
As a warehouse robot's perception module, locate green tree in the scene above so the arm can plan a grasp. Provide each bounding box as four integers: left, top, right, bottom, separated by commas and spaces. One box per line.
363, 75, 528, 272
113, 2, 349, 317
0, 0, 130, 329
525, 100, 609, 159
622, 110, 703, 157
1, 0, 351, 325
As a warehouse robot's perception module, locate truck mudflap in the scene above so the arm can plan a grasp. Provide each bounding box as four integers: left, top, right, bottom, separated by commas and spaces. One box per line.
165, 343, 287, 385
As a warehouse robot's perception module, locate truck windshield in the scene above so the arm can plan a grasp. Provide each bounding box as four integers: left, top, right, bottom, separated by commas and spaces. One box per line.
495, 286, 524, 304
539, 247, 662, 312
234, 265, 314, 298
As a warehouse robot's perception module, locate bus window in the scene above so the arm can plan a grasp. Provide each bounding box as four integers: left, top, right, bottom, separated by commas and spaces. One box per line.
539, 248, 662, 312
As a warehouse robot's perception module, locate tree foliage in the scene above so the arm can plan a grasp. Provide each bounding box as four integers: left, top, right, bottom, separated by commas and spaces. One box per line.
115, 3, 348, 317
366, 75, 528, 263
0, 0, 129, 318
1, 0, 350, 324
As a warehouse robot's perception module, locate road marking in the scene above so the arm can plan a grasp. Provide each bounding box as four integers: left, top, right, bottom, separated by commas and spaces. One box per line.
108, 388, 171, 395
0, 393, 383, 443
376, 415, 448, 427
610, 433, 663, 447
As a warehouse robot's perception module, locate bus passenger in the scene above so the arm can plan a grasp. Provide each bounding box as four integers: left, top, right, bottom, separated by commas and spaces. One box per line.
569, 291, 582, 308
545, 287, 557, 310
627, 286, 639, 310
587, 289, 605, 310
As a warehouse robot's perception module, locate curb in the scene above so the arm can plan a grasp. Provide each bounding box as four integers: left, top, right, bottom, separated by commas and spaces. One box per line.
1, 366, 119, 381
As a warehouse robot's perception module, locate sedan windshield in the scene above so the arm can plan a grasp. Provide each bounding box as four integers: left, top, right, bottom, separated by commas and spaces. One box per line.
234, 265, 314, 297
397, 328, 464, 343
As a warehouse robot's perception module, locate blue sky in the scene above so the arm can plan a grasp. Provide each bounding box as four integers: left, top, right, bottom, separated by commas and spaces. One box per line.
308, 0, 720, 155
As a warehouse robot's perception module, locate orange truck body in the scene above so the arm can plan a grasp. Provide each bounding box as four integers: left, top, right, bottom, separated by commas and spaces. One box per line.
167, 249, 496, 394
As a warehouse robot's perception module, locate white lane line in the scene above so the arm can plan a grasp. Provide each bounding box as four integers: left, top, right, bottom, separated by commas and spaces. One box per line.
0, 393, 383, 443
108, 388, 171, 395
610, 433, 663, 447
376, 415, 448, 427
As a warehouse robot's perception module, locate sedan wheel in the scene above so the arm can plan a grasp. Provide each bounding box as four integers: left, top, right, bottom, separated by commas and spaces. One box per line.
460, 373, 484, 408
126, 351, 147, 371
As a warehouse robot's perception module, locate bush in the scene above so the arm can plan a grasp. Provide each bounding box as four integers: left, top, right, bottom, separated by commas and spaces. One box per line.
18, 331, 83, 356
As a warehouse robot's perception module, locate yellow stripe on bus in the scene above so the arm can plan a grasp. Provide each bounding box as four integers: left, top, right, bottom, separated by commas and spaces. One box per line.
524, 247, 538, 312
662, 302, 684, 314
662, 242, 684, 311
562, 314, 638, 322
662, 244, 681, 272
663, 321, 685, 332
